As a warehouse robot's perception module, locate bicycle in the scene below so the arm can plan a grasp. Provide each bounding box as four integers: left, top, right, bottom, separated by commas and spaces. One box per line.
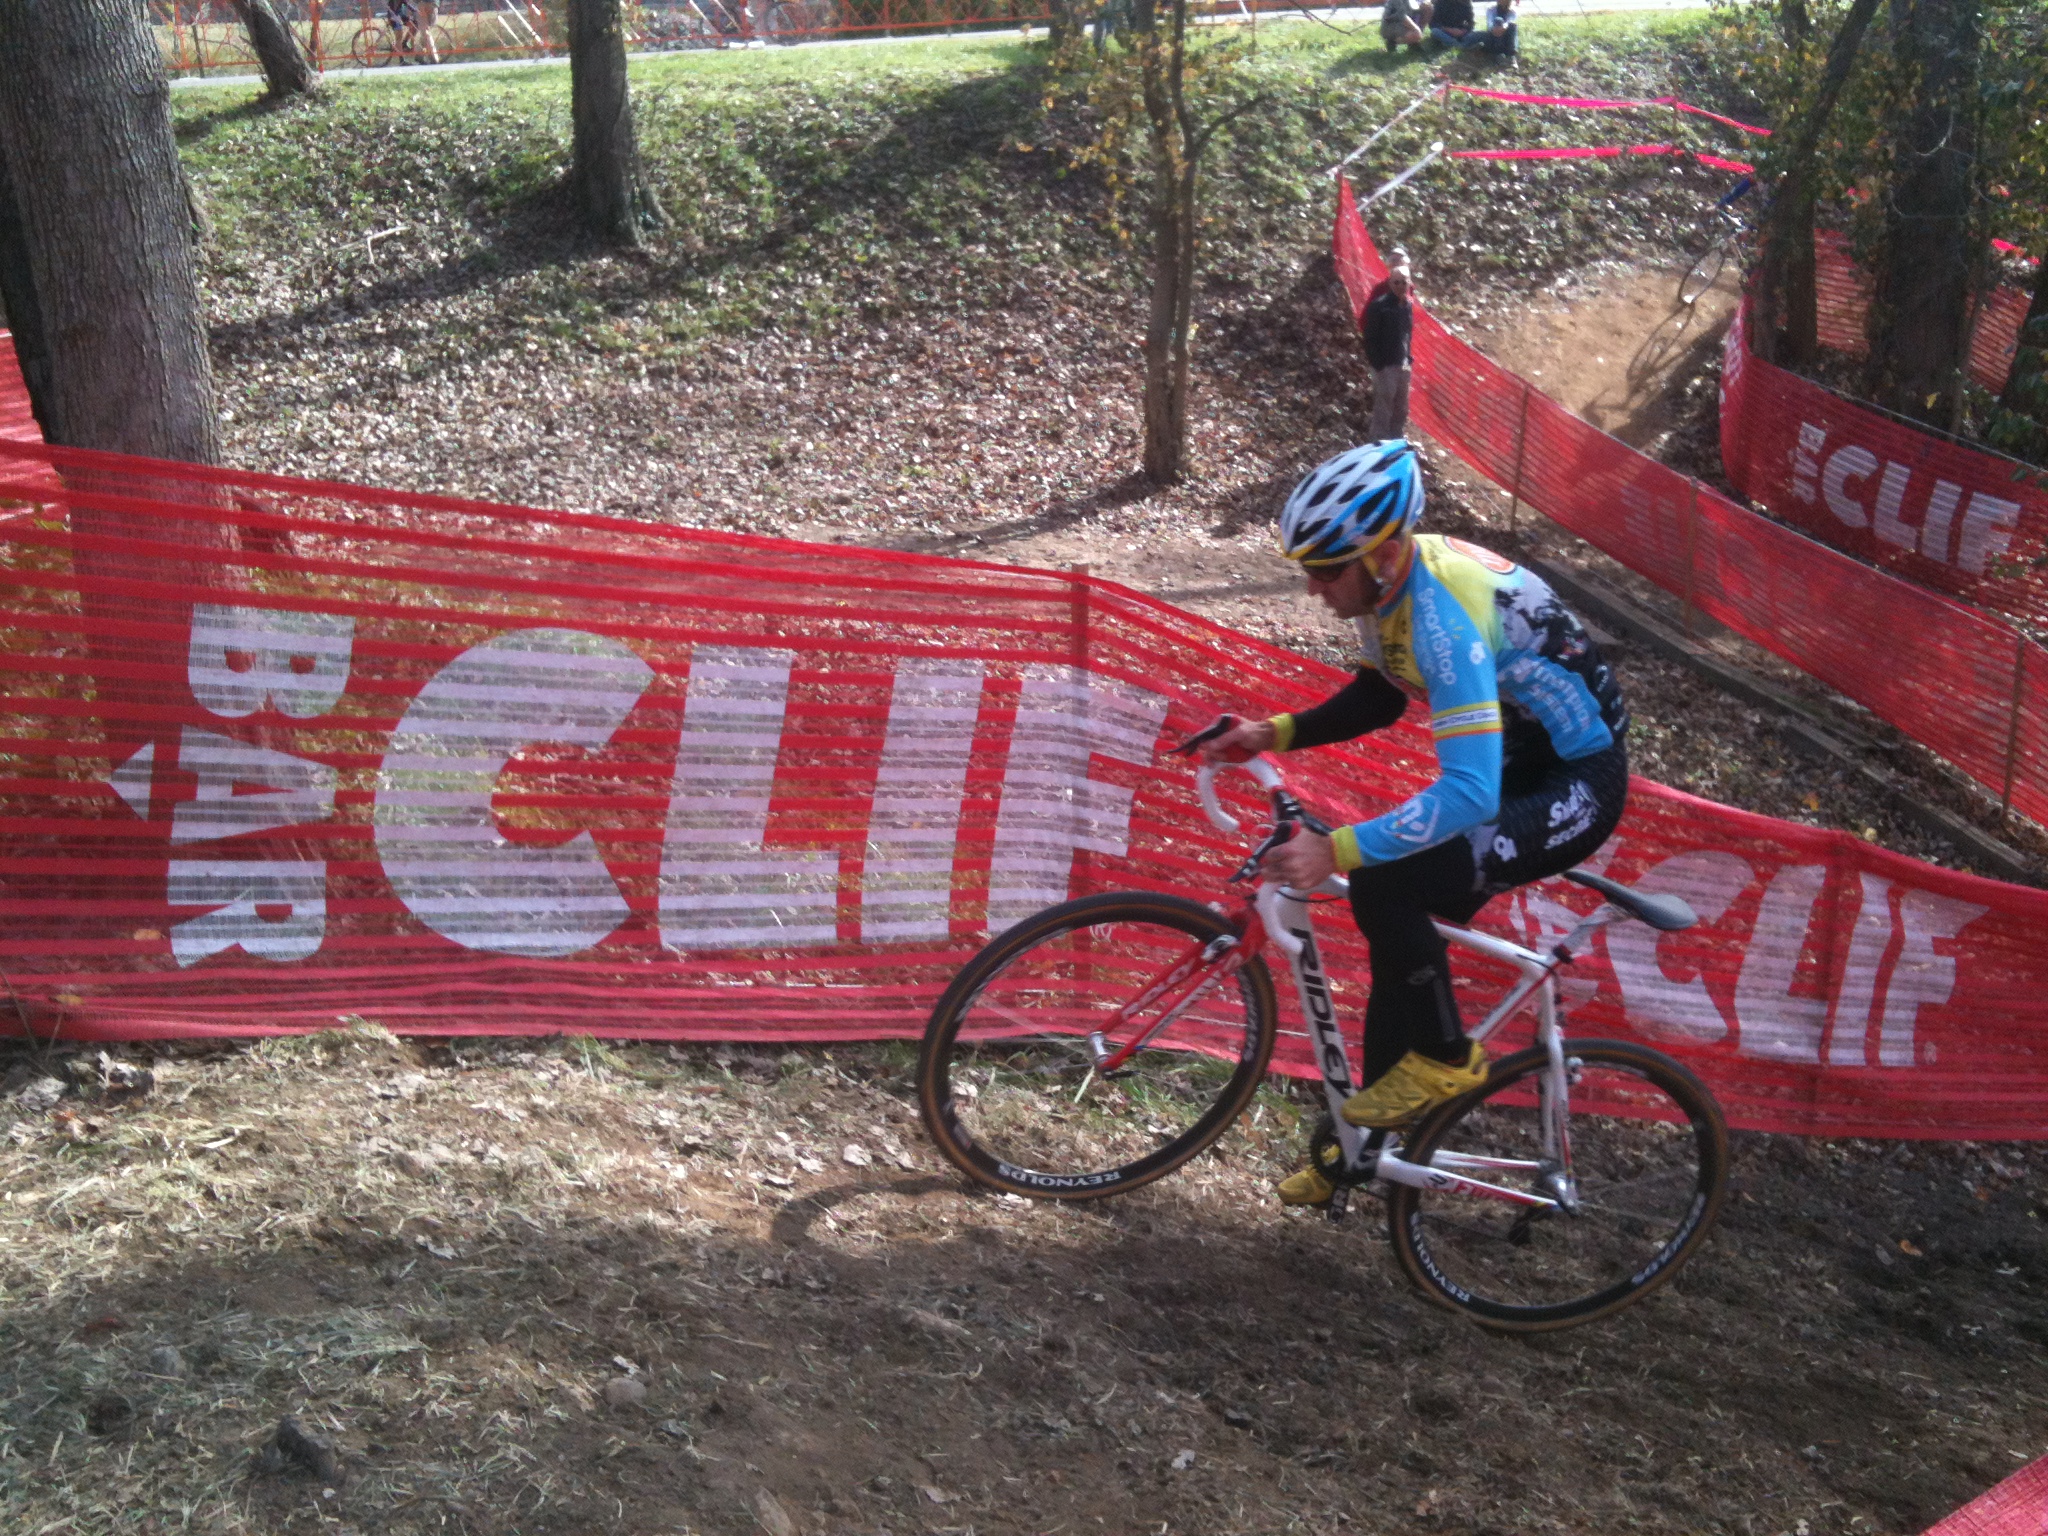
350, 9, 452, 66
917, 731, 1730, 1331
1679, 174, 1755, 307
756, 0, 831, 44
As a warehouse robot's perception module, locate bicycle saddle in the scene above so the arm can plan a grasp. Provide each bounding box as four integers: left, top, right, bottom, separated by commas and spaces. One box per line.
1562, 869, 1696, 932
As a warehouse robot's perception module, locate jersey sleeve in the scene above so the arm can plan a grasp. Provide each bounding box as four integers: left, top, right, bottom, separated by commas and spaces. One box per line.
1269, 669, 1408, 751
1329, 577, 1503, 871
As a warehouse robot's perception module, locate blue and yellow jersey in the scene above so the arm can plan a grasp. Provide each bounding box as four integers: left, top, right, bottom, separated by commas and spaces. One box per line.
1273, 535, 1626, 870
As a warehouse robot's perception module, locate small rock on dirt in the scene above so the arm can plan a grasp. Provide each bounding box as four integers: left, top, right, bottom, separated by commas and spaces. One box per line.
144, 1345, 187, 1378
1170, 1448, 1196, 1471
256, 1417, 343, 1484
1409, 1385, 1463, 1422
604, 1376, 648, 1409
11, 1075, 65, 1114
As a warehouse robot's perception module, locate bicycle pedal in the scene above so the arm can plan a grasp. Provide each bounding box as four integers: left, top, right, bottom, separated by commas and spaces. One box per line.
1324, 1186, 1350, 1222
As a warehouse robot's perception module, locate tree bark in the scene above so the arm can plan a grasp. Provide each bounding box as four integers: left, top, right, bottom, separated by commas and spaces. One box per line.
1779, 0, 1811, 44
0, 1, 221, 461
1862, 0, 1980, 422
0, 0, 232, 760
567, 0, 665, 248
1752, 0, 1880, 366
1136, 0, 1188, 484
232, 0, 318, 98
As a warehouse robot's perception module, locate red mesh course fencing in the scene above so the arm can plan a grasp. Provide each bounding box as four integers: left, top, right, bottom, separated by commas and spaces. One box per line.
1922, 1456, 2048, 1536
1721, 296, 2048, 632
1813, 231, 2032, 397
3, 414, 2048, 1136
1334, 175, 2048, 831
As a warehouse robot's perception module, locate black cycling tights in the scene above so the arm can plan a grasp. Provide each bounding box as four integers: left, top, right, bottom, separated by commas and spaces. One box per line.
1345, 742, 1629, 1087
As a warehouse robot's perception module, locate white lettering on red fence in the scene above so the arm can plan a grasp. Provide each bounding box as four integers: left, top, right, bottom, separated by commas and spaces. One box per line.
188, 603, 355, 718
659, 645, 840, 951
1602, 851, 1985, 1068
863, 662, 985, 944
374, 627, 652, 959
168, 862, 327, 967
987, 667, 1168, 927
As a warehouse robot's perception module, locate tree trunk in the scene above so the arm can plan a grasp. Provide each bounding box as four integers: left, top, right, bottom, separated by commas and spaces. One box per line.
0, 1, 221, 461
1752, 0, 1880, 366
567, 0, 665, 248
1779, 0, 1811, 43
1136, 0, 1193, 485
0, 0, 231, 760
232, 0, 318, 98
1863, 0, 1979, 422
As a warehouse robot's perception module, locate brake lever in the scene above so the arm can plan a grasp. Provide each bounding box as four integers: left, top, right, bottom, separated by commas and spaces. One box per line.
1168, 714, 1239, 757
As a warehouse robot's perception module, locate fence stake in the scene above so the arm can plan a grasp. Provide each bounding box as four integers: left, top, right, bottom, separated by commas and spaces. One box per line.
1682, 479, 1700, 641
1505, 379, 1531, 535
2000, 634, 2028, 827
308, 0, 322, 69
1070, 563, 1092, 672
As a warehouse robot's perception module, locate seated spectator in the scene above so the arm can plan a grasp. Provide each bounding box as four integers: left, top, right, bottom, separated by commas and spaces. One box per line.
1380, 0, 1431, 52
1429, 0, 1486, 51
1484, 0, 1517, 56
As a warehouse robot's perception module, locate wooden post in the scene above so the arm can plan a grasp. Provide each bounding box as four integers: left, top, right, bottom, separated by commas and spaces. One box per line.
1070, 562, 1092, 673
1505, 379, 1531, 534
1682, 479, 1701, 641
308, 0, 322, 68
2000, 635, 2028, 827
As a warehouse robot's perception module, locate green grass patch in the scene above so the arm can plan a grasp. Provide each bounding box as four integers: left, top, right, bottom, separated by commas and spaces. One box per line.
176, 14, 1737, 353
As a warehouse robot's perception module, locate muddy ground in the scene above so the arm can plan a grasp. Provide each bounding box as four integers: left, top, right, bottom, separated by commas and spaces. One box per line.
1, 1029, 2044, 1536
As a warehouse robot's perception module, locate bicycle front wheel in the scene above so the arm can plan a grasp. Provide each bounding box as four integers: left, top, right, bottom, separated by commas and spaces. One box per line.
918, 892, 1278, 1200
1679, 238, 1729, 306
1388, 1039, 1728, 1331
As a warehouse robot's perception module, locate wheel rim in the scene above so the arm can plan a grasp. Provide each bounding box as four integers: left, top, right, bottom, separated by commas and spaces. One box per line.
932, 911, 1264, 1191
1401, 1051, 1718, 1321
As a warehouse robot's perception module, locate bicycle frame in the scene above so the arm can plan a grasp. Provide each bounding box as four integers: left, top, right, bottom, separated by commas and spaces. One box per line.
1129, 754, 1638, 1219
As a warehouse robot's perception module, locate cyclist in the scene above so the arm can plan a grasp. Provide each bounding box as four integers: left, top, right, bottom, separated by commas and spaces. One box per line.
385, 0, 422, 54
1198, 440, 1629, 1207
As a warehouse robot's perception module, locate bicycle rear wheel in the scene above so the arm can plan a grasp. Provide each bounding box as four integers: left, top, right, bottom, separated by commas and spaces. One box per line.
918, 892, 1278, 1199
1387, 1039, 1728, 1331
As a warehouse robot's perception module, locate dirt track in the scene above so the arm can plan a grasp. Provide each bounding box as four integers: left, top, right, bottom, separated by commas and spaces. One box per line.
2, 1032, 2045, 1536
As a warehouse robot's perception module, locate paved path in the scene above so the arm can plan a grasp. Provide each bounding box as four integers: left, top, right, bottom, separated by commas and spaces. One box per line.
170, 0, 1708, 90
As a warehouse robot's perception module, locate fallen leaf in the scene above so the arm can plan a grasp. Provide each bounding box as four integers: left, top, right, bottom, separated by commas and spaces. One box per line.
1898, 1238, 1924, 1256
842, 1143, 872, 1167
1171, 1448, 1196, 1471
919, 1484, 958, 1504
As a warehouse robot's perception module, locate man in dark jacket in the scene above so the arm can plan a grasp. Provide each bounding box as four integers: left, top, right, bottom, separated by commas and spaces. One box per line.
1363, 258, 1415, 440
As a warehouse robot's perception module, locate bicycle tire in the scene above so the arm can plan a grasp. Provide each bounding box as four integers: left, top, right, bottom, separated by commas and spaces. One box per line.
350, 25, 396, 66
1678, 237, 1729, 307
918, 891, 1278, 1200
762, 0, 814, 42
1387, 1038, 1728, 1331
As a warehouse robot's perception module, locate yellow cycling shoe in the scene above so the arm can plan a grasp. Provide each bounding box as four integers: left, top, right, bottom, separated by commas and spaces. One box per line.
1275, 1139, 1344, 1207
1339, 1043, 1488, 1129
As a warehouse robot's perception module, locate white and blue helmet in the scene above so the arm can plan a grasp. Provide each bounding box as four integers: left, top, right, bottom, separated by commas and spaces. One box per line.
1277, 440, 1424, 568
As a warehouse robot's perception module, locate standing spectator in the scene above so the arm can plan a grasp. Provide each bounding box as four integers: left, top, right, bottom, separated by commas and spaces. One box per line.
1380, 0, 1431, 51
1428, 0, 1485, 51
1363, 257, 1415, 440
